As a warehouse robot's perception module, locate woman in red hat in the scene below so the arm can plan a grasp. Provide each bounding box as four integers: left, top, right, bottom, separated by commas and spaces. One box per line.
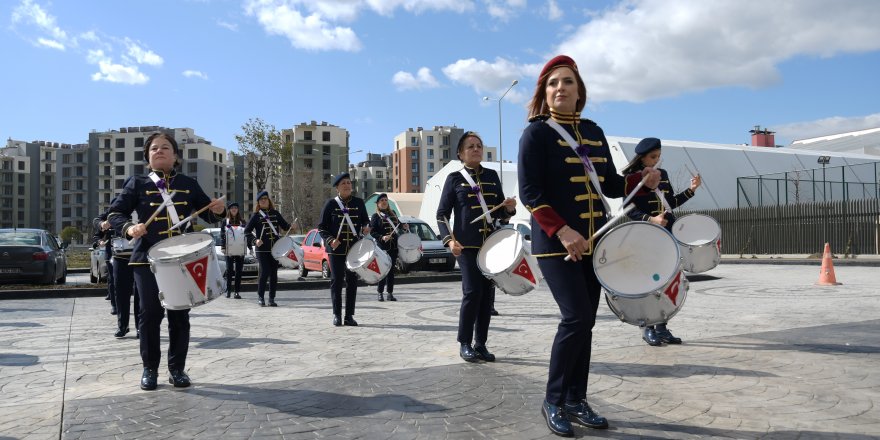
518, 55, 661, 436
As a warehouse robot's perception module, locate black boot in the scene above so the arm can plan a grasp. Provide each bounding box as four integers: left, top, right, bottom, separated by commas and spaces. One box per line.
387, 293, 397, 301
377, 292, 384, 302
655, 326, 682, 344
473, 344, 495, 362
459, 344, 478, 362
642, 327, 662, 346
233, 292, 241, 299
140, 368, 158, 391
542, 400, 574, 437
168, 369, 191, 388
564, 400, 609, 429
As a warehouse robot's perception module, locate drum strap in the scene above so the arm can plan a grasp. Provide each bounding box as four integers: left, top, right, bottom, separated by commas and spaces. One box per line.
458, 168, 494, 225
544, 119, 612, 215
259, 210, 280, 236
381, 213, 400, 235
654, 188, 674, 213
147, 172, 181, 226
334, 197, 358, 238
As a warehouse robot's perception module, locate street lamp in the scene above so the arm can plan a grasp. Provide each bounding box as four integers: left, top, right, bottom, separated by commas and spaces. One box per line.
483, 79, 519, 186
817, 156, 831, 202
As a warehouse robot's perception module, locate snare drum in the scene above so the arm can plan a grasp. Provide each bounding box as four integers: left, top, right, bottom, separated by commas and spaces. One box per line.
477, 228, 540, 296
672, 214, 721, 274
271, 236, 304, 269
111, 237, 133, 256
396, 232, 422, 264
225, 226, 247, 256
346, 239, 392, 285
594, 222, 689, 326
147, 233, 224, 310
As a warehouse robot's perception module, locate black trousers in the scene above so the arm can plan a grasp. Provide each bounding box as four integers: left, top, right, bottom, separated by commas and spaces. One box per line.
105, 255, 116, 309
226, 255, 244, 294
377, 248, 397, 294
538, 256, 601, 406
113, 257, 140, 332
329, 253, 358, 317
133, 266, 190, 371
256, 252, 278, 300
457, 249, 494, 346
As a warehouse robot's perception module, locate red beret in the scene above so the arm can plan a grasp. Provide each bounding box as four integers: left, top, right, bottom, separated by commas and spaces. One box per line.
538, 55, 578, 84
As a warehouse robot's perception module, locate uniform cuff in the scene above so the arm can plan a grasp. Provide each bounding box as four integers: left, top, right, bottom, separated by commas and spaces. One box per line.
532, 206, 566, 237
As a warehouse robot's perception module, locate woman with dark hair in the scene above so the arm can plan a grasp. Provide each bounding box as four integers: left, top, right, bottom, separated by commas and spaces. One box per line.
369, 193, 407, 302
437, 132, 516, 363
108, 132, 226, 391
221, 202, 250, 299
517, 55, 660, 435
623, 137, 701, 346
244, 191, 290, 307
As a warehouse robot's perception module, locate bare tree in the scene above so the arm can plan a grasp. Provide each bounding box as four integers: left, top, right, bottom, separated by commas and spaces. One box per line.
234, 118, 282, 193
292, 167, 321, 232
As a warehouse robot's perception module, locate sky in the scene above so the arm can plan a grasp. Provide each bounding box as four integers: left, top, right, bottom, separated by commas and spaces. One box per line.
2, 0, 880, 165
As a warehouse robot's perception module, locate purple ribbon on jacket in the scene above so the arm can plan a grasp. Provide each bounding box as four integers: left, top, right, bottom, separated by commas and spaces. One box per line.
470, 185, 481, 194
155, 179, 167, 191
575, 145, 594, 172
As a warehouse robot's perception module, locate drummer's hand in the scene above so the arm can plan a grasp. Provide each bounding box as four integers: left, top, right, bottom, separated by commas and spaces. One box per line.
690, 174, 702, 191
642, 167, 662, 189
557, 225, 587, 261
255, 239, 263, 247
502, 197, 517, 212
126, 223, 146, 239
382, 234, 391, 242
208, 198, 226, 215
100, 220, 111, 231
449, 240, 463, 257
402, 224, 410, 231
362, 225, 371, 235
330, 238, 340, 250
649, 214, 668, 227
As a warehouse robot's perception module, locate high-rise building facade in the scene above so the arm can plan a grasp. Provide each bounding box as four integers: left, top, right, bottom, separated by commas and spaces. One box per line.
391, 126, 497, 193
350, 153, 391, 198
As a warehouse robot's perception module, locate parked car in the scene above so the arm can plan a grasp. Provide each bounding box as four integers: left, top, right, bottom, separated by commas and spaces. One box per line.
502, 219, 533, 253
0, 228, 68, 285
89, 244, 109, 283
203, 228, 259, 277
396, 215, 456, 273
300, 229, 330, 278
292, 234, 307, 246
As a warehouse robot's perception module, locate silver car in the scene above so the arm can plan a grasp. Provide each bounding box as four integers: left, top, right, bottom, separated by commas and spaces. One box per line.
203, 228, 259, 277
89, 245, 110, 283
395, 215, 456, 273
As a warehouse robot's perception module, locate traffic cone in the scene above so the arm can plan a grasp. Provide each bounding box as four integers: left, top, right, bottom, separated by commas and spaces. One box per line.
816, 243, 842, 286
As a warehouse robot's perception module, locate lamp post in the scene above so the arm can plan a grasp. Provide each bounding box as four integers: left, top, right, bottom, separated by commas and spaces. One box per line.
817, 156, 831, 202
483, 79, 519, 187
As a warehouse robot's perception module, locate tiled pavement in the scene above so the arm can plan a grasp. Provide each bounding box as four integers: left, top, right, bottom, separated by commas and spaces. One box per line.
1, 263, 879, 439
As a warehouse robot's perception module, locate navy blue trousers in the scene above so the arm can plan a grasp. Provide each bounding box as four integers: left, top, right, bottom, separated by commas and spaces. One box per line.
133, 266, 190, 371
226, 255, 244, 294
256, 252, 278, 300
377, 249, 397, 294
329, 253, 358, 317
457, 249, 494, 346
113, 257, 139, 332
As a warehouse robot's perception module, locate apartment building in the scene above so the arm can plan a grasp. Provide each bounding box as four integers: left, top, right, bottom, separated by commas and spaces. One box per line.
349, 153, 392, 198
391, 126, 497, 193
0, 139, 69, 232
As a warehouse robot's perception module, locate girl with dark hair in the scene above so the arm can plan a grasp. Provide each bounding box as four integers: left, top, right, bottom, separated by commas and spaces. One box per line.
244, 191, 290, 307
221, 202, 249, 299
369, 193, 408, 301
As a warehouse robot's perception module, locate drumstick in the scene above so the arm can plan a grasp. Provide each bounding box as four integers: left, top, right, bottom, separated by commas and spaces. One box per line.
166, 196, 225, 232
126, 198, 174, 245
469, 196, 517, 224
439, 217, 456, 243
563, 204, 635, 262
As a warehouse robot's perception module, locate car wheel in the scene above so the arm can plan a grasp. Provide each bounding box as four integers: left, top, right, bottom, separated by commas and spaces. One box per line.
321, 260, 330, 279
57, 268, 67, 285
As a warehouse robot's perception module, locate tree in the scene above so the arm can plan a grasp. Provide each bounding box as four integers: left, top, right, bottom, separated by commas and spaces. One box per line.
292, 167, 321, 232
60, 226, 81, 244
234, 118, 282, 194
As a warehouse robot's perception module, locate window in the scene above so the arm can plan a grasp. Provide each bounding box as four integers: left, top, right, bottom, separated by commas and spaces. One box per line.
427, 135, 434, 146
17, 186, 23, 195
410, 150, 418, 159
76, 180, 83, 190
487, 152, 493, 161
62, 207, 71, 217
410, 136, 418, 146
18, 174, 24, 183
443, 135, 450, 145
62, 155, 70, 164
45, 176, 52, 185
323, 145, 330, 154
428, 162, 434, 172
377, 181, 384, 190
63, 181, 70, 190
323, 159, 330, 170
361, 171, 368, 180
115, 152, 125, 161
76, 167, 83, 176
188, 149, 198, 159
103, 166, 110, 175
285, 134, 291, 143
427, 149, 434, 159
304, 159, 313, 169
304, 130, 313, 141
376, 171, 383, 179
411, 163, 418, 172
443, 149, 449, 159
62, 168, 71, 178
18, 161, 24, 171
135, 150, 144, 162
76, 194, 83, 203
18, 198, 24, 208
411, 176, 419, 186
44, 152, 51, 160
115, 166, 125, 175
116, 179, 125, 189
304, 145, 313, 155
104, 139, 111, 149
322, 131, 331, 141
188, 163, 198, 173
323, 173, 331, 184
135, 137, 144, 150
76, 153, 83, 162
116, 138, 125, 148
104, 152, 110, 162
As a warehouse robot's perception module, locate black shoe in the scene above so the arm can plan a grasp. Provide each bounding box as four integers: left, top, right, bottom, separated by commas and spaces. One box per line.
344, 316, 358, 326
473, 344, 496, 362
643, 328, 663, 346
387, 293, 397, 301
258, 298, 265, 307
233, 293, 241, 299
105, 293, 112, 300
333, 315, 342, 326
140, 368, 158, 391
459, 344, 479, 362
110, 307, 118, 315
168, 369, 191, 388
136, 331, 140, 339
377, 292, 384, 302
114, 328, 129, 338
542, 400, 574, 437
226, 292, 231, 298
490, 308, 499, 316
268, 300, 278, 307
656, 328, 682, 344
564, 400, 609, 429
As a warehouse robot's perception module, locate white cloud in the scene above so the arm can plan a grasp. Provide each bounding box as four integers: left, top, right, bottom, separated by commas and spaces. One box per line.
776, 114, 880, 143
217, 20, 239, 31
365, 0, 475, 16
392, 67, 440, 91
11, 0, 68, 44
124, 40, 164, 66
442, 57, 539, 103
484, 0, 526, 21
87, 49, 149, 85
546, 0, 562, 21
36, 38, 64, 50
244, 0, 362, 51
183, 70, 209, 80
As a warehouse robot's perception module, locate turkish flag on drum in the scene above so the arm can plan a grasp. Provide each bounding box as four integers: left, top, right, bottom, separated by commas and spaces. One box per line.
184, 255, 209, 296
512, 257, 536, 284
286, 250, 298, 261
367, 257, 381, 274
664, 272, 681, 305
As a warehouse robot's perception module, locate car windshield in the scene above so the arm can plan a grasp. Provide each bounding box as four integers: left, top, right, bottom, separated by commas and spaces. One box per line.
405, 223, 438, 241
0, 231, 42, 246
209, 231, 222, 246
292, 235, 306, 245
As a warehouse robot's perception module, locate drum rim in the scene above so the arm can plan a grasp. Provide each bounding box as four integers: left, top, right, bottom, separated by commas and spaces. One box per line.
593, 221, 681, 298
147, 232, 215, 263
672, 213, 721, 244
477, 228, 528, 275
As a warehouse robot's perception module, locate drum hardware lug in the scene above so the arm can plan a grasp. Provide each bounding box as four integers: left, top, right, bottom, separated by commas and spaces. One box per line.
150, 264, 157, 274
158, 291, 165, 302
654, 292, 662, 299
188, 290, 197, 307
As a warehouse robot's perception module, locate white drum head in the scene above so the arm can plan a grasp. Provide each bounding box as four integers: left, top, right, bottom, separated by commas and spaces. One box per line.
148, 233, 213, 260
397, 232, 420, 249
478, 229, 523, 274
593, 222, 680, 297
347, 240, 377, 265
672, 214, 720, 246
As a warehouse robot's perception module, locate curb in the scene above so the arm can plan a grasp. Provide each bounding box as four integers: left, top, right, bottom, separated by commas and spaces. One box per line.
720, 258, 880, 267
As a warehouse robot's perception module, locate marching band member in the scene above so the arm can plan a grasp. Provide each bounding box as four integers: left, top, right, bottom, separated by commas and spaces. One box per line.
108, 133, 226, 391
318, 173, 370, 327
369, 193, 407, 302
622, 137, 702, 346
92, 213, 116, 315
221, 202, 250, 299
244, 191, 290, 307
518, 55, 660, 435
436, 132, 515, 363
97, 200, 140, 339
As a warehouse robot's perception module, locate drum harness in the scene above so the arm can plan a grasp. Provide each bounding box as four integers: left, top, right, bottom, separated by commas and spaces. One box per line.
458, 169, 500, 230
148, 172, 182, 228
334, 197, 359, 241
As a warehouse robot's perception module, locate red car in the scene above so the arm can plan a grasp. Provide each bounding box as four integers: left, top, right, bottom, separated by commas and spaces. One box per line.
300, 228, 330, 278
